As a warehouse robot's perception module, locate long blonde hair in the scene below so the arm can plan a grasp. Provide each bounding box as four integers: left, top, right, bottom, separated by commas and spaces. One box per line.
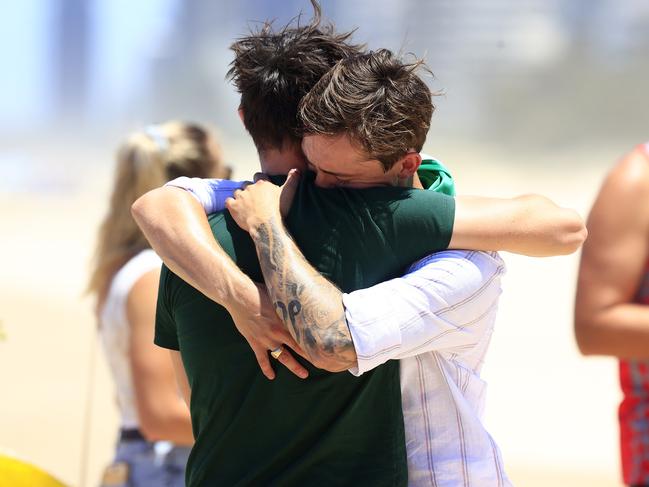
88, 121, 227, 308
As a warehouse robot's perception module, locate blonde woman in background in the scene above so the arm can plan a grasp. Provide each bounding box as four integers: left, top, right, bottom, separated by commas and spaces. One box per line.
88, 121, 228, 487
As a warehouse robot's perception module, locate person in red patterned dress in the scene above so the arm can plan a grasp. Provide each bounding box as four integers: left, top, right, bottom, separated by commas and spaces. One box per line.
576, 141, 649, 486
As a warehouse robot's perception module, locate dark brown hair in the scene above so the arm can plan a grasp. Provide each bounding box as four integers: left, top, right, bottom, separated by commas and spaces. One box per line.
299, 49, 435, 171
227, 0, 364, 152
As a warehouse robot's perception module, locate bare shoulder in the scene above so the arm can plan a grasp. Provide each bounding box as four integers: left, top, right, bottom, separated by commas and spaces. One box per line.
603, 146, 649, 197
589, 146, 649, 224
586, 145, 649, 242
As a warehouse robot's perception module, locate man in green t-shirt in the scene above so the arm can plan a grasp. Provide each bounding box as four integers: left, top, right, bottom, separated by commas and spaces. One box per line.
134, 4, 586, 486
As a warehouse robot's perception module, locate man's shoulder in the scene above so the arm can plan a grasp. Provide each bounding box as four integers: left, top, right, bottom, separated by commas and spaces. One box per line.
205, 210, 263, 280
330, 183, 454, 218
207, 209, 229, 232
158, 262, 185, 297
206, 210, 252, 246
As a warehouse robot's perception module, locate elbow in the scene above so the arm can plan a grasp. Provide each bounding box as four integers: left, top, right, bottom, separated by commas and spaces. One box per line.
527, 193, 587, 255
135, 395, 193, 445
313, 359, 349, 373
575, 333, 599, 357
305, 334, 354, 373
514, 195, 587, 256
574, 316, 601, 356
131, 190, 155, 229
306, 351, 345, 373
138, 407, 188, 443
138, 415, 167, 442
554, 210, 588, 255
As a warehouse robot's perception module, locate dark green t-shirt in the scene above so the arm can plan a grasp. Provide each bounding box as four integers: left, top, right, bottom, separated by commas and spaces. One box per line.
155, 171, 455, 486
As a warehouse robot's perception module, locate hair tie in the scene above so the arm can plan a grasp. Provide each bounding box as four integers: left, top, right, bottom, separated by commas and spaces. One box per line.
144, 124, 170, 153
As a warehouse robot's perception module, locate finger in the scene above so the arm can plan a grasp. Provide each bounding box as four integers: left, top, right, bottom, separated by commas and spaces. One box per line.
282, 333, 309, 360
253, 172, 270, 182
253, 347, 275, 380
275, 348, 309, 379
233, 188, 243, 199
270, 327, 308, 359
283, 168, 300, 193
280, 168, 300, 217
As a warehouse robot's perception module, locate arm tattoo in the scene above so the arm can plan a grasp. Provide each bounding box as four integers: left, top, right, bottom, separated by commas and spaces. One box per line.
251, 216, 357, 371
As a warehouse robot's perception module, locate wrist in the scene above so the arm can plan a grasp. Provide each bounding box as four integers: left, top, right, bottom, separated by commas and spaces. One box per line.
221, 272, 258, 313
204, 254, 256, 308
249, 213, 283, 241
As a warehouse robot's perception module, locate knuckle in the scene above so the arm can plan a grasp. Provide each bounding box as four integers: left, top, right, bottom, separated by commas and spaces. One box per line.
269, 326, 284, 337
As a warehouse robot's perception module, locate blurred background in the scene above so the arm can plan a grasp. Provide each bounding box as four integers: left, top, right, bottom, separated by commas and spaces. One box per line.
1, 0, 649, 485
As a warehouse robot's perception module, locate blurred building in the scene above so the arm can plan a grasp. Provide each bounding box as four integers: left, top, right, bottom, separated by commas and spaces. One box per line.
1, 0, 648, 166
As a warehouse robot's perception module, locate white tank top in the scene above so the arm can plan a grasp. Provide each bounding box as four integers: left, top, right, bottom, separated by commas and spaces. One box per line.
99, 249, 162, 429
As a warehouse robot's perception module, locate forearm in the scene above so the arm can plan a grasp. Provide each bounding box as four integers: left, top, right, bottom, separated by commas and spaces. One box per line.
344, 250, 504, 375
451, 194, 587, 257
132, 187, 254, 306
575, 303, 649, 359
249, 216, 356, 371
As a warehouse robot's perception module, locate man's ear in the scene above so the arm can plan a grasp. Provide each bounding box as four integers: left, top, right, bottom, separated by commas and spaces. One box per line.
396, 152, 422, 179
238, 108, 245, 126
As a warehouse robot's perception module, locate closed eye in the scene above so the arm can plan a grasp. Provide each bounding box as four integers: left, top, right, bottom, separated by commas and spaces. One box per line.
334, 176, 351, 186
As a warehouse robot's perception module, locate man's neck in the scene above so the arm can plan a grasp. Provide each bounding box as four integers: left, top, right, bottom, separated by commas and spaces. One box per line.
412, 172, 423, 189
258, 146, 306, 176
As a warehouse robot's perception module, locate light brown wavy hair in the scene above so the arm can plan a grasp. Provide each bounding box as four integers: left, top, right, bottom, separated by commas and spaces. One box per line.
299, 49, 435, 171
87, 121, 227, 309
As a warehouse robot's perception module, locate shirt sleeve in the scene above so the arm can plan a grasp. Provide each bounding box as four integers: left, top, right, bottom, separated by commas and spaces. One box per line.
391, 189, 456, 257
343, 251, 505, 376
154, 264, 180, 351
358, 187, 456, 262
165, 177, 248, 214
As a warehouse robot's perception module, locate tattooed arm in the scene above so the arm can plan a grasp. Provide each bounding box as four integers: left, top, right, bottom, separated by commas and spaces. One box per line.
252, 215, 356, 372
226, 172, 357, 372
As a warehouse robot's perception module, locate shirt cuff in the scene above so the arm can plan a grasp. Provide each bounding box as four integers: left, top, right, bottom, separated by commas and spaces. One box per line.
165, 177, 247, 214
343, 291, 402, 376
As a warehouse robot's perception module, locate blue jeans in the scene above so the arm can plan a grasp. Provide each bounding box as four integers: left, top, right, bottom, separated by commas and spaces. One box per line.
100, 437, 190, 487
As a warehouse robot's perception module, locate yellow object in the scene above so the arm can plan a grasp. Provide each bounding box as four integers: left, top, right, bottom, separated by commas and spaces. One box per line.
0, 455, 67, 487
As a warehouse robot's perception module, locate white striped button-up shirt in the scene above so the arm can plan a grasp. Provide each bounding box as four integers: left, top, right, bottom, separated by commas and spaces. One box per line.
166, 177, 511, 486
344, 250, 510, 487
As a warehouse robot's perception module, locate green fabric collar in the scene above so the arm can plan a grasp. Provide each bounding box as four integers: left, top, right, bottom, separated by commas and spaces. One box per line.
418, 157, 455, 196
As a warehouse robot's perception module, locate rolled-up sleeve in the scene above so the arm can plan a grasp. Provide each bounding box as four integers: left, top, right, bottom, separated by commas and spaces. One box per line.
343, 251, 505, 376
165, 177, 247, 214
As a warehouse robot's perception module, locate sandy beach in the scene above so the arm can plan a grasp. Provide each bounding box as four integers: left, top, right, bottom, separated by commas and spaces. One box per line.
0, 142, 625, 486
